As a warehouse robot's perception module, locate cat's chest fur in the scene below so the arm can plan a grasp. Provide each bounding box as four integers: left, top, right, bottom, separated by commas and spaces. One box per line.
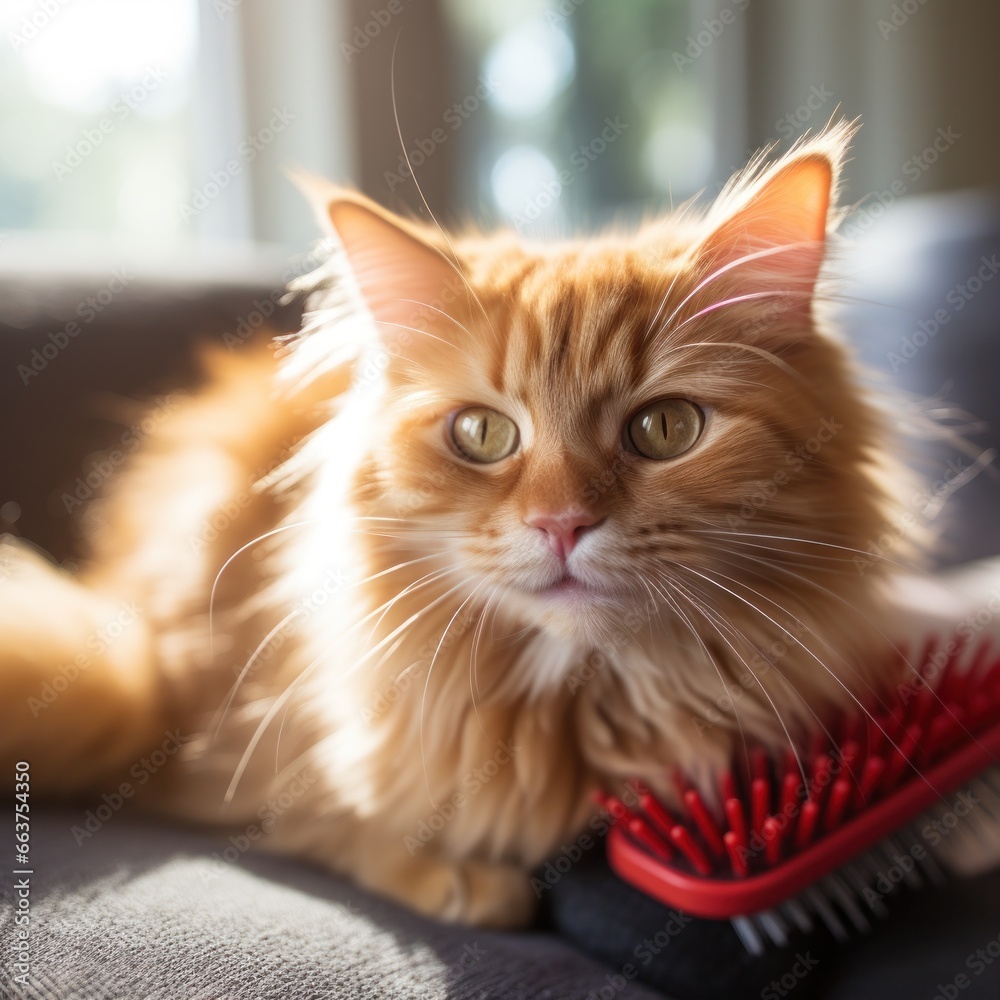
278, 548, 730, 866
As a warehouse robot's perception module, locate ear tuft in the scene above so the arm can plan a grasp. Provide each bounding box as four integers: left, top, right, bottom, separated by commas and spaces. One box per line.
697, 120, 855, 297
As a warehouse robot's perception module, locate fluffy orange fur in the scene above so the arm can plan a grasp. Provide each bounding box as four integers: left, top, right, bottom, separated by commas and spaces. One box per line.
1, 123, 908, 925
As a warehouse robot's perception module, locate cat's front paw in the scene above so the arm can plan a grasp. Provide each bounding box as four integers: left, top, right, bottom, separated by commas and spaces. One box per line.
368, 852, 537, 928
447, 859, 537, 928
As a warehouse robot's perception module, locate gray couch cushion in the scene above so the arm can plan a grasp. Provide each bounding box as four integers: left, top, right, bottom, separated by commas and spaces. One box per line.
0, 808, 668, 999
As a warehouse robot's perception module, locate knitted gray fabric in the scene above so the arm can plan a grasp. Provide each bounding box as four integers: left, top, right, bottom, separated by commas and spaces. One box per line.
0, 807, 668, 1000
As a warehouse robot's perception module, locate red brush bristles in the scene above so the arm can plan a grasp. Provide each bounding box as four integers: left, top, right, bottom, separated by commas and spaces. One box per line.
603, 636, 1000, 953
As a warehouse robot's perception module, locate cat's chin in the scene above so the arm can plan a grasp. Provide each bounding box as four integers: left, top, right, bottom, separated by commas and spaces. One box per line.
504, 578, 639, 645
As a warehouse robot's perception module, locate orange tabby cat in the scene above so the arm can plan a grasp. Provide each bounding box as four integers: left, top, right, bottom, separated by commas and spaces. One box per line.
1, 123, 906, 926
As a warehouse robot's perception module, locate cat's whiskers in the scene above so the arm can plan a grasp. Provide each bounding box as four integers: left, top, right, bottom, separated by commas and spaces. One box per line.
669, 289, 809, 337
374, 318, 462, 352
350, 552, 448, 589
651, 338, 806, 387
388, 36, 502, 353
676, 563, 974, 803
633, 574, 662, 648
395, 299, 479, 341
658, 567, 813, 790
675, 555, 883, 765
208, 518, 324, 656
672, 560, 914, 781
695, 536, 918, 686
367, 633, 411, 682
419, 574, 490, 808
254, 557, 458, 766
686, 555, 858, 674
691, 528, 906, 569
469, 583, 503, 733
642, 263, 688, 344
364, 566, 456, 646
643, 571, 752, 768
225, 571, 472, 803
698, 537, 857, 572
210, 606, 308, 743
276, 569, 481, 789
692, 540, 977, 760
649, 240, 818, 344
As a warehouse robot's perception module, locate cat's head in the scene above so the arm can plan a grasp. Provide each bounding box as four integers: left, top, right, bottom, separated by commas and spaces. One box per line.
294, 123, 896, 698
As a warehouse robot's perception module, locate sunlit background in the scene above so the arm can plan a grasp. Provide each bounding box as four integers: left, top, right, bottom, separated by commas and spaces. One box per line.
3, 0, 998, 254
3, 0, 1000, 567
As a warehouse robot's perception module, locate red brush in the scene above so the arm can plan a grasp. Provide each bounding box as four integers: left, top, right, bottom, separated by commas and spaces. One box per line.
603, 636, 1000, 954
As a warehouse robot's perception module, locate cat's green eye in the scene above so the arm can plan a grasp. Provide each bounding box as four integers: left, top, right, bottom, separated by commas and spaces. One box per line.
450, 406, 520, 463
626, 398, 704, 460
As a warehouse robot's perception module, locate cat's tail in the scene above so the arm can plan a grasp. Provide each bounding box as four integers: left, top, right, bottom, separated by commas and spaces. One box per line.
0, 535, 163, 795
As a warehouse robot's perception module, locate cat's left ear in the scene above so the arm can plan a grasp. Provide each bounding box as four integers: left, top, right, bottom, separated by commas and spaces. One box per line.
696, 125, 850, 303
295, 173, 462, 347
329, 193, 462, 349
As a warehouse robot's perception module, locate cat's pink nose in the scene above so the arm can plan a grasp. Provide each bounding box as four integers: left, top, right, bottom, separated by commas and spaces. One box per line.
525, 511, 603, 561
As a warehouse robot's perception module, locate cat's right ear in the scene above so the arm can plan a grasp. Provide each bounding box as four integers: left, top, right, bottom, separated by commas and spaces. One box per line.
296, 175, 462, 347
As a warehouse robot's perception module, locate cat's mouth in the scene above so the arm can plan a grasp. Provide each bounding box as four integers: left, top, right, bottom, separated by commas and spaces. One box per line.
536, 572, 594, 600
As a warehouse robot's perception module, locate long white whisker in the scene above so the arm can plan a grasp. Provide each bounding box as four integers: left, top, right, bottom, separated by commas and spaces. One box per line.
668, 569, 824, 790
225, 573, 463, 803
673, 562, 906, 772
654, 240, 819, 340
211, 607, 307, 742
208, 518, 322, 654
419, 577, 488, 807
388, 35, 501, 350
647, 572, 752, 767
